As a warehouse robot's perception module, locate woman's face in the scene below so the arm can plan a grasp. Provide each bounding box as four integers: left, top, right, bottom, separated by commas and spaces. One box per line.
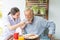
12, 12, 20, 19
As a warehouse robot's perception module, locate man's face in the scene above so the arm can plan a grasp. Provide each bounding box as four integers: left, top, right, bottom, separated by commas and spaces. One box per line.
24, 10, 34, 21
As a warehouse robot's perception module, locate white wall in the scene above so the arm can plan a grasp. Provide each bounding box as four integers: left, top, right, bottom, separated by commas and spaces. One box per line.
49, 0, 60, 39
0, 0, 26, 40
2, 0, 25, 20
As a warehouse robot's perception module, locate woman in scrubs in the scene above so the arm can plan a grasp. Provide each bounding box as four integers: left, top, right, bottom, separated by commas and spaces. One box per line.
6, 7, 25, 40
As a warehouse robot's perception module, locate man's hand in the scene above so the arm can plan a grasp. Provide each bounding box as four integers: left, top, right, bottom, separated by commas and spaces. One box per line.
48, 34, 52, 38
48, 34, 54, 40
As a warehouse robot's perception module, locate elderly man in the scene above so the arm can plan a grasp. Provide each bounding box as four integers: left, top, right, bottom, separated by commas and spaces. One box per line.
23, 8, 55, 40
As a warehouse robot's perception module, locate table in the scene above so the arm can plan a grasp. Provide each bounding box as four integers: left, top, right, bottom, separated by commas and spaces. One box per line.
13, 37, 40, 40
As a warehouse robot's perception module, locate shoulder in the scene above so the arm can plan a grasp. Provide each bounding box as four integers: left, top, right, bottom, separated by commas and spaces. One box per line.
7, 14, 12, 20
34, 16, 45, 21
5, 14, 13, 23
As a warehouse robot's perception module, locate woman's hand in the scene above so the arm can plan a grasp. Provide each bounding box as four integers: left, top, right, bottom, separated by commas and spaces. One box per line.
19, 21, 26, 29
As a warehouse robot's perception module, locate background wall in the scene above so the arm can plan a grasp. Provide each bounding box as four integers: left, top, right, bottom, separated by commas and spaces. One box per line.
0, 0, 26, 40
49, 0, 60, 39
2, 0, 25, 20
0, 0, 60, 39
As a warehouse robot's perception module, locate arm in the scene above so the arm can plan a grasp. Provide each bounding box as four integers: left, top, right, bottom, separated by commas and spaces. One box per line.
7, 21, 25, 31
39, 17, 55, 38
47, 21, 55, 39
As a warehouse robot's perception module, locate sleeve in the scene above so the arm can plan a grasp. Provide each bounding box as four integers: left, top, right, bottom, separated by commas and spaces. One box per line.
4, 16, 11, 31
4, 16, 11, 26
40, 17, 48, 28
1, 16, 13, 39
47, 21, 55, 34
37, 17, 48, 35
39, 17, 55, 35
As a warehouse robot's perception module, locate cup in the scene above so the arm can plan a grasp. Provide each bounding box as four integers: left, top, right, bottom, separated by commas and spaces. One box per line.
13, 33, 19, 39
18, 36, 24, 40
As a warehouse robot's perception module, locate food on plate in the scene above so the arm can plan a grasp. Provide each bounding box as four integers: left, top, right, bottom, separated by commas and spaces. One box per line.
23, 34, 39, 39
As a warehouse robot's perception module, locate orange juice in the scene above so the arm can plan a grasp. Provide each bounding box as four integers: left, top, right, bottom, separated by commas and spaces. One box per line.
18, 36, 24, 40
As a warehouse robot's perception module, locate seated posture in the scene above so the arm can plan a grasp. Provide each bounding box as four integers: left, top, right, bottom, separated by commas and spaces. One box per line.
5, 7, 25, 40
23, 8, 55, 40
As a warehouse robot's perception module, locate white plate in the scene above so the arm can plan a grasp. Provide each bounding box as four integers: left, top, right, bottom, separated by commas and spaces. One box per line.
23, 34, 39, 39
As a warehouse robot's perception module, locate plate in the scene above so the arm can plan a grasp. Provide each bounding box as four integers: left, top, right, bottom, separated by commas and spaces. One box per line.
23, 34, 39, 39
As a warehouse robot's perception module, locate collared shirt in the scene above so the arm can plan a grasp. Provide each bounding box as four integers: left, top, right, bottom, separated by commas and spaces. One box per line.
3, 14, 21, 38
7, 14, 20, 25
0, 14, 21, 40
24, 16, 55, 40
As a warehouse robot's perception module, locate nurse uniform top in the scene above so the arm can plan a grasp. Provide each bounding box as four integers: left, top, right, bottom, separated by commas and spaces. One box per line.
5, 14, 21, 36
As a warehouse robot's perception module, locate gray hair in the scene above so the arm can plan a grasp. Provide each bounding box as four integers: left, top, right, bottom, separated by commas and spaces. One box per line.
24, 8, 34, 15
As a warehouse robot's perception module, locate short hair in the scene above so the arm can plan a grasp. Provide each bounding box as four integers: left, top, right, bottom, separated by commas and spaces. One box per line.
24, 8, 34, 15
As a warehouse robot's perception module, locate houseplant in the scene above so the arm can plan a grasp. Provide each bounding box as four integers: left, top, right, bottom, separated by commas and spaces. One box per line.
31, 5, 39, 14
39, 7, 46, 15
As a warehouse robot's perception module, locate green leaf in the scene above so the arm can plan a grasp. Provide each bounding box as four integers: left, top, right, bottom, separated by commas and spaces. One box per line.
32, 5, 38, 12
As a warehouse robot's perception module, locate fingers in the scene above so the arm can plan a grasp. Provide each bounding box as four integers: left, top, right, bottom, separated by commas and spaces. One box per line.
19, 21, 26, 29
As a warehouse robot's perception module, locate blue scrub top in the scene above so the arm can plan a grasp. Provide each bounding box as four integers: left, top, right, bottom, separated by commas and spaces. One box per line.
6, 14, 21, 35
